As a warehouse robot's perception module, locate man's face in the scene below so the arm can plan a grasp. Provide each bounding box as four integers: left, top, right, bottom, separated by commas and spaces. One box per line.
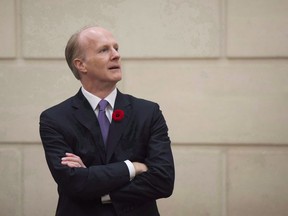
78, 27, 122, 85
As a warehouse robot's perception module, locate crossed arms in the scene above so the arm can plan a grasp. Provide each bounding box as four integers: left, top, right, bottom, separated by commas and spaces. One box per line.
61, 152, 148, 175
40, 103, 174, 203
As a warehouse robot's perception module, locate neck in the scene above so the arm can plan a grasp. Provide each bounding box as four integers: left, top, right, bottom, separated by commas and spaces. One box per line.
81, 82, 116, 99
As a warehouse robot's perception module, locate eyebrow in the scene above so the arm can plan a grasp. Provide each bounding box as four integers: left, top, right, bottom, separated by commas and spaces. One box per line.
98, 43, 119, 49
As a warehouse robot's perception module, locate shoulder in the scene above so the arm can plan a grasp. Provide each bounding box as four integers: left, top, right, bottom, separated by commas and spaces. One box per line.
40, 96, 75, 120
118, 92, 163, 120
120, 93, 168, 129
121, 92, 159, 109
40, 89, 85, 117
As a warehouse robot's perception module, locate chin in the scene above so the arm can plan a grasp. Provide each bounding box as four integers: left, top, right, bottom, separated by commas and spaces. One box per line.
114, 73, 122, 81
117, 75, 122, 81
109, 76, 121, 84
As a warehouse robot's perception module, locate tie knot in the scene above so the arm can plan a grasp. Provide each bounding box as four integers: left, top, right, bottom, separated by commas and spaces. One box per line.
98, 100, 109, 111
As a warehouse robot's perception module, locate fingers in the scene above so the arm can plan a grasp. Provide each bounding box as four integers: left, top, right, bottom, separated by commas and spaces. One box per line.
132, 162, 148, 175
64, 152, 79, 158
61, 160, 83, 168
61, 153, 86, 168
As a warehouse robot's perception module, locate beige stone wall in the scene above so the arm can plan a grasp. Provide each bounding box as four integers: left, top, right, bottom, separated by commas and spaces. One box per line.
1, 0, 288, 215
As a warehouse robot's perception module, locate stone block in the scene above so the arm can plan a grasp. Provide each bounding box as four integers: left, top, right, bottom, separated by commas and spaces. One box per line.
158, 145, 224, 215
0, 63, 80, 142
23, 144, 58, 216
22, 0, 220, 58
227, 147, 288, 216
0, 0, 16, 58
227, 0, 288, 57
123, 60, 288, 144
0, 148, 21, 216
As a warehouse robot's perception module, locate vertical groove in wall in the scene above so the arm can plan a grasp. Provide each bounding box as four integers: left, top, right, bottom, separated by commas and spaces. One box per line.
222, 147, 228, 216
221, 0, 228, 214
219, 0, 230, 213
15, 0, 20, 59
220, 0, 227, 59
15, 0, 25, 66
14, 1, 24, 215
20, 146, 24, 216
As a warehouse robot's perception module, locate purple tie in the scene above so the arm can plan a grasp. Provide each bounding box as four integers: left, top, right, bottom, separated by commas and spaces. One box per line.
98, 100, 110, 145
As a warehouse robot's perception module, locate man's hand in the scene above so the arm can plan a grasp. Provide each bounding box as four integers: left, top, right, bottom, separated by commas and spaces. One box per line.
61, 153, 86, 168
132, 162, 148, 175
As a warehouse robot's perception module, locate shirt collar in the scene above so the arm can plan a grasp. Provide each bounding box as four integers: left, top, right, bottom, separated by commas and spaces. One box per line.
81, 86, 117, 110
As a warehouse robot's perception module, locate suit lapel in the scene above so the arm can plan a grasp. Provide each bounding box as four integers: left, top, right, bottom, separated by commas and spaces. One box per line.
71, 89, 106, 163
106, 90, 131, 163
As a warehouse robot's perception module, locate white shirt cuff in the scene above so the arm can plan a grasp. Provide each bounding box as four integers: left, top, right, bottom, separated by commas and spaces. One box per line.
101, 160, 135, 204
101, 194, 111, 204
124, 160, 136, 180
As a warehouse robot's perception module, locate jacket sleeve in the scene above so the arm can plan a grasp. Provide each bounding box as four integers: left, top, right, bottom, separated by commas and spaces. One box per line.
110, 104, 175, 203
39, 111, 130, 201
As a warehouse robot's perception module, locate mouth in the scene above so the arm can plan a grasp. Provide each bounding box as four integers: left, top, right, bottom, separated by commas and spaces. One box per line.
108, 65, 121, 70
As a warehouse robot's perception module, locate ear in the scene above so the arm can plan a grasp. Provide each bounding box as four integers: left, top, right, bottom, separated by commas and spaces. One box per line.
73, 58, 87, 74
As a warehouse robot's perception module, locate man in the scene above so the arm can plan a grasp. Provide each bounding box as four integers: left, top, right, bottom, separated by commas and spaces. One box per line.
39, 26, 174, 216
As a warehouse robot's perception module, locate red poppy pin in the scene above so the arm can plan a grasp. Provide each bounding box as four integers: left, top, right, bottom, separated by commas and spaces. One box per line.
112, 109, 125, 122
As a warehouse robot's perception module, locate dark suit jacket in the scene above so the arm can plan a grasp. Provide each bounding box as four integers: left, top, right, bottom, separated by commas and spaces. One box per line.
39, 89, 174, 216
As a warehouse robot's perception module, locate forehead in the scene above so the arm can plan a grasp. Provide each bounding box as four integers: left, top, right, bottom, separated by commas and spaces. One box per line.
79, 27, 118, 47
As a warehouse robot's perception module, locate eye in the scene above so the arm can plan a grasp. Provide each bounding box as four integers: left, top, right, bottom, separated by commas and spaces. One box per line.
99, 48, 108, 53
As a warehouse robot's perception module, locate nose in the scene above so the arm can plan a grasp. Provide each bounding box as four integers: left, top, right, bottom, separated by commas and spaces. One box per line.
111, 48, 120, 60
